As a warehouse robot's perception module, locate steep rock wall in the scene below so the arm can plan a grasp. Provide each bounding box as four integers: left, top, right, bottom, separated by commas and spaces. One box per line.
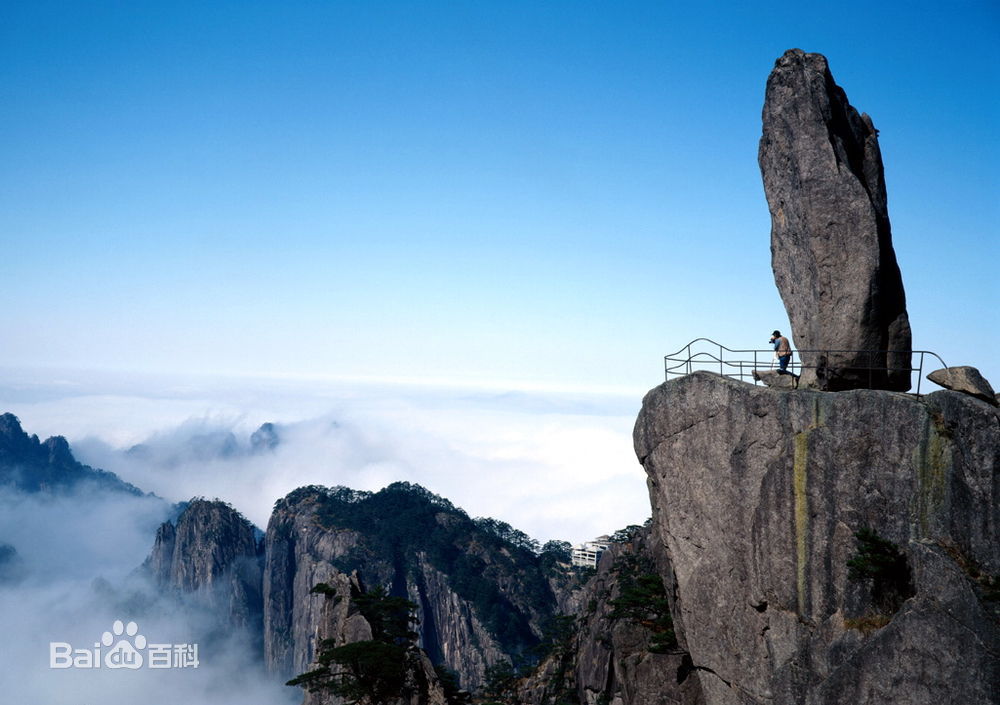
291, 571, 451, 705
407, 553, 508, 688
146, 498, 263, 631
263, 491, 370, 678
571, 533, 703, 705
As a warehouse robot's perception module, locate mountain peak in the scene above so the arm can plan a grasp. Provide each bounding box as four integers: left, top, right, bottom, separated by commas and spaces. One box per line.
250, 422, 280, 453
0, 411, 143, 496
0, 412, 23, 434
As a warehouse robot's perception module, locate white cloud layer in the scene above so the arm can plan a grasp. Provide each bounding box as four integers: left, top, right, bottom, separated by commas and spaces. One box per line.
2, 369, 652, 544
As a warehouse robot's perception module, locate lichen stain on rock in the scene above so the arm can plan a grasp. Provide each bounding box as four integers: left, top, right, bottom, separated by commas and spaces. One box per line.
914, 414, 951, 538
809, 395, 825, 429
793, 430, 810, 617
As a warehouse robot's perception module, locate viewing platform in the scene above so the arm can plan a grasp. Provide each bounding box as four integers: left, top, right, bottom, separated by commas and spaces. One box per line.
665, 338, 948, 396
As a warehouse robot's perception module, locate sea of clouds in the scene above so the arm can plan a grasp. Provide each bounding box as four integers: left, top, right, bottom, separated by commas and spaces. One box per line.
3, 369, 650, 543
0, 369, 651, 704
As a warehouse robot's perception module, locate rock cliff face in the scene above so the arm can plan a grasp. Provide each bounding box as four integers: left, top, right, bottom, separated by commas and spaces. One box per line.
146, 499, 263, 631
263, 490, 372, 678
634, 372, 999, 705
759, 49, 911, 391
296, 572, 451, 705
407, 553, 509, 684
264, 483, 559, 690
520, 528, 705, 705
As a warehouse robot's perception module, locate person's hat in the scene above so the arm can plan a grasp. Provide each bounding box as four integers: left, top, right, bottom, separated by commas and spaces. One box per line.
772, 330, 781, 337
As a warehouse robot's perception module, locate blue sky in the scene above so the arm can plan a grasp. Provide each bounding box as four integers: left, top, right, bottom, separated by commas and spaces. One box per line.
2, 0, 998, 391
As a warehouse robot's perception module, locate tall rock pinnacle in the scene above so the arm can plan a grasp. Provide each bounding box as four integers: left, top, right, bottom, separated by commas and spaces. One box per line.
146, 499, 263, 630
759, 49, 911, 391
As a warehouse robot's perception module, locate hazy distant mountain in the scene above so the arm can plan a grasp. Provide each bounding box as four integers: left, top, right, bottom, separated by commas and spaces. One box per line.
125, 421, 282, 467
0, 412, 144, 496
0, 542, 23, 584
250, 422, 280, 453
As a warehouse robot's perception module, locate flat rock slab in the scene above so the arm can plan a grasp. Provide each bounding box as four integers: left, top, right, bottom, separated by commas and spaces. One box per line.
927, 366, 997, 405
752, 369, 798, 388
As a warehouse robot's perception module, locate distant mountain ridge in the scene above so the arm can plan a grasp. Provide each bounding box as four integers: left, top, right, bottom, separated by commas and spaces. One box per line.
126, 420, 282, 467
0, 412, 143, 495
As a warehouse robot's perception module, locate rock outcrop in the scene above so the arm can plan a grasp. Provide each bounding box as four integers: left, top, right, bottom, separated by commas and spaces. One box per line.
751, 370, 797, 389
759, 49, 911, 392
634, 372, 999, 705
927, 366, 998, 405
146, 499, 263, 631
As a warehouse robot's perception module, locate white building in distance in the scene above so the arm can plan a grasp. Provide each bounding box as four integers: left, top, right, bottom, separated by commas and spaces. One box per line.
571, 535, 611, 568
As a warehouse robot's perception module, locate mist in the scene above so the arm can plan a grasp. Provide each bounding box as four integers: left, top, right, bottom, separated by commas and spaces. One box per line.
0, 487, 295, 705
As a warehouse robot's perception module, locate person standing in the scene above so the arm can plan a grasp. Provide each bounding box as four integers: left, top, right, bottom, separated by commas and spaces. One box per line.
770, 330, 793, 375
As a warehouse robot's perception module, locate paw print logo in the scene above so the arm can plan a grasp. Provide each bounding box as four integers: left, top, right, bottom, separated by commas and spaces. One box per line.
102, 620, 146, 669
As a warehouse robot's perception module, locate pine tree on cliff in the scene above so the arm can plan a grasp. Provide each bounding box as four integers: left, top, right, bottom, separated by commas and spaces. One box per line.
287, 584, 419, 704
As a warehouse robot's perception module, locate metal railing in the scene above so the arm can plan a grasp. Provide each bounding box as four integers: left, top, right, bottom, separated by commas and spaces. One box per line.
664, 338, 948, 396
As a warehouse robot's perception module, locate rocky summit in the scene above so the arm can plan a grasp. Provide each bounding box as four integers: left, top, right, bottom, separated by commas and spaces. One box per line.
634, 371, 999, 705
263, 483, 569, 690
759, 49, 911, 392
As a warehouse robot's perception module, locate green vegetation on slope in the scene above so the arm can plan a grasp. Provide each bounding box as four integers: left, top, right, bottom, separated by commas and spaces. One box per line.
608, 551, 676, 654
278, 482, 558, 661
845, 527, 915, 633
